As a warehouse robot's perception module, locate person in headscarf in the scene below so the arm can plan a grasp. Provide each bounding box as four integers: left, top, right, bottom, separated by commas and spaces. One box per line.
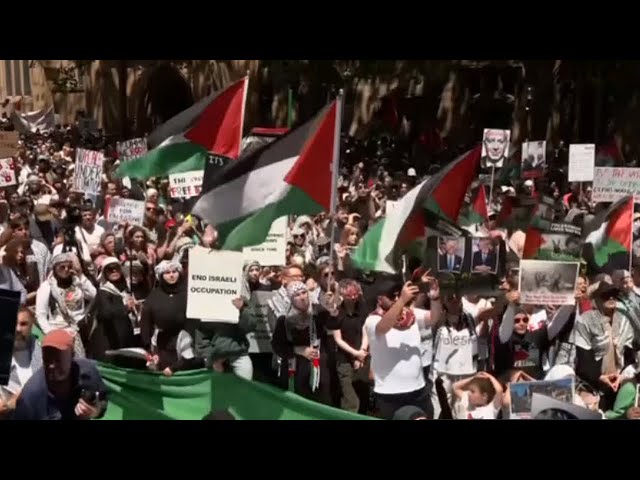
34, 252, 96, 358
271, 281, 338, 404
86, 258, 137, 360
290, 226, 314, 265
241, 260, 273, 300
140, 260, 202, 376
571, 279, 636, 411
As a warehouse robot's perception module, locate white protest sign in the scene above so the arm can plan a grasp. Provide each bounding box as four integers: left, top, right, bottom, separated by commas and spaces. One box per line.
242, 217, 287, 266
592, 167, 640, 203
72, 148, 104, 195
169, 170, 203, 198
106, 198, 145, 226
0, 158, 16, 187
568, 144, 595, 182
116, 138, 148, 162
247, 290, 275, 353
187, 247, 243, 323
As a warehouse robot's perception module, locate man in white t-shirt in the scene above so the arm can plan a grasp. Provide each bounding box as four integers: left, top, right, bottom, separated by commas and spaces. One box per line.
0, 308, 42, 419
365, 277, 442, 419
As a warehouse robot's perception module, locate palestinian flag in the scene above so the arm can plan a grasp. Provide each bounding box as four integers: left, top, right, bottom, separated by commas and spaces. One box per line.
116, 77, 248, 179
459, 185, 488, 227
583, 195, 633, 272
352, 146, 481, 273
192, 99, 340, 251
522, 217, 583, 261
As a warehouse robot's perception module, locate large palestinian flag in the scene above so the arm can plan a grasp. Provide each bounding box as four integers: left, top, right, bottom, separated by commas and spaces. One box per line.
192, 100, 340, 251
116, 77, 248, 179
352, 146, 481, 273
583, 195, 633, 273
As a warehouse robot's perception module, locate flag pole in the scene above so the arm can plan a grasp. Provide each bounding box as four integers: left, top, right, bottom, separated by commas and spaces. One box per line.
488, 165, 496, 209
287, 87, 293, 128
329, 90, 343, 265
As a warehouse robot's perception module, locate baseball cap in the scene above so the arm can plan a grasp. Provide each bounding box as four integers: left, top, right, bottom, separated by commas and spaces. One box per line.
407, 167, 417, 177
524, 179, 534, 187
42, 329, 74, 351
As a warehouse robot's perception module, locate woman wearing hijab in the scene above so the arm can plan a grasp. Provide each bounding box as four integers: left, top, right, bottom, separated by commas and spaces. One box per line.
140, 260, 202, 376
34, 252, 96, 358
271, 281, 338, 404
86, 258, 137, 360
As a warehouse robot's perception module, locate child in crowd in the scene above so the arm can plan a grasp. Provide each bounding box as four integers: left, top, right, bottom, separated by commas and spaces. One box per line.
452, 371, 503, 419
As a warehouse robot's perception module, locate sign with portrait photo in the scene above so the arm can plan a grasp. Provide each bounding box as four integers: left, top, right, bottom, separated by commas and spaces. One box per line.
481, 128, 511, 169
426, 235, 506, 296
521, 140, 546, 179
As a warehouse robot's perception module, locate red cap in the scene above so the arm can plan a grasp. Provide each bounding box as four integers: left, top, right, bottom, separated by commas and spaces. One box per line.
42, 329, 74, 351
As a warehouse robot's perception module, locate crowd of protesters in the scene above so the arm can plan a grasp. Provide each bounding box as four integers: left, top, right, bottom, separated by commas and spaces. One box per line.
2, 111, 640, 421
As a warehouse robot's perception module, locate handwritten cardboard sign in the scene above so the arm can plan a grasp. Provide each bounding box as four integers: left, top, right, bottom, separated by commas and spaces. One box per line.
0, 131, 18, 159
592, 167, 640, 203
169, 170, 203, 198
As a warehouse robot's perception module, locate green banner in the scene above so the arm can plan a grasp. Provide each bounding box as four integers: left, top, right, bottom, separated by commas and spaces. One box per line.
33, 327, 374, 420
98, 364, 373, 420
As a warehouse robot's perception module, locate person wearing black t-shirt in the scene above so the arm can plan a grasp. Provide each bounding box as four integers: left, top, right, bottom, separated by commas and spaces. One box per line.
494, 290, 573, 380
332, 279, 370, 413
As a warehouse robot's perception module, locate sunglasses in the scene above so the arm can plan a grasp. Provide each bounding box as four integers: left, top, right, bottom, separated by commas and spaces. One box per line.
514, 316, 529, 324
322, 271, 334, 278
146, 207, 157, 212
104, 265, 120, 272
293, 234, 305, 238
56, 264, 72, 270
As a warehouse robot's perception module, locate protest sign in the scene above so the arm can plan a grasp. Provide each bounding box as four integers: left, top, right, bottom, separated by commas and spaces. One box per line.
481, 128, 511, 169
523, 220, 582, 261
187, 247, 243, 323
242, 217, 287, 266
518, 260, 579, 306
106, 198, 145, 226
592, 167, 640, 203
116, 138, 148, 162
247, 290, 276, 354
426, 235, 506, 296
521, 140, 546, 178
72, 149, 104, 195
509, 378, 574, 419
0, 131, 18, 158
0, 158, 16, 187
568, 144, 595, 182
169, 170, 204, 199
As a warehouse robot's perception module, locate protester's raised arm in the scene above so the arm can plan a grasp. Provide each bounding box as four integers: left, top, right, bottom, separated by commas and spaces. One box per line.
499, 292, 520, 344
546, 304, 574, 340
376, 282, 419, 337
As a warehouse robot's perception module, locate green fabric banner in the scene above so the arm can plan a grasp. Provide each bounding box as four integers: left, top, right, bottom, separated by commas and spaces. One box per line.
98, 364, 374, 420
33, 327, 374, 420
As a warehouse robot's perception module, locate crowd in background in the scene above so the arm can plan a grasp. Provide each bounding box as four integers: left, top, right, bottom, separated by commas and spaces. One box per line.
1, 110, 640, 421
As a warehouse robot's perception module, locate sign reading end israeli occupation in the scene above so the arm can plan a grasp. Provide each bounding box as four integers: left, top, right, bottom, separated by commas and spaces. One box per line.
187, 247, 243, 323
242, 217, 287, 266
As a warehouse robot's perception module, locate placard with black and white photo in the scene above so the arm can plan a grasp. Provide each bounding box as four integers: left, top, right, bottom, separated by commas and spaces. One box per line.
481, 128, 511, 169
518, 260, 580, 306
521, 140, 546, 178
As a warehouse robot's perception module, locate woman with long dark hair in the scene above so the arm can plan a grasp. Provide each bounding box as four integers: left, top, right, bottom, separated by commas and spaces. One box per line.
3, 238, 39, 306
0, 215, 51, 284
